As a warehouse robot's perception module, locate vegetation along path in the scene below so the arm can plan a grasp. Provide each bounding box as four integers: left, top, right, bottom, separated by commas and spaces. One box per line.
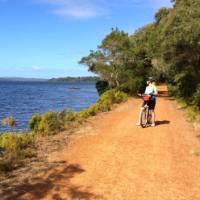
3, 86, 200, 200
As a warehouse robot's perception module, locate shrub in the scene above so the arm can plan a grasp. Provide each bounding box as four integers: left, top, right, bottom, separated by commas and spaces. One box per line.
193, 84, 200, 110
0, 133, 35, 155
29, 112, 65, 135
174, 72, 198, 100
2, 117, 16, 127
113, 90, 129, 103
98, 89, 128, 105
38, 112, 65, 135
0, 133, 35, 172
86, 104, 99, 116
168, 84, 177, 96
28, 113, 42, 133
28, 90, 128, 135
65, 110, 80, 123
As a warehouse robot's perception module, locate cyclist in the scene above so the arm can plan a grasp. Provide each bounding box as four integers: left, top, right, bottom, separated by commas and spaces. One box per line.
136, 77, 158, 127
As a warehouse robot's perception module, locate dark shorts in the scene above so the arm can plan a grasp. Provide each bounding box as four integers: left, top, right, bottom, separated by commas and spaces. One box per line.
142, 99, 156, 110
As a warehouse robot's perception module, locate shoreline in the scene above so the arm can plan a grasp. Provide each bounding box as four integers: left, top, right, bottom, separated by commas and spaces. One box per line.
0, 90, 128, 174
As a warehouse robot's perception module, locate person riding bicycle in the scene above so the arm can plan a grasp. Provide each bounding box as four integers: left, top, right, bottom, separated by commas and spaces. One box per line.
136, 77, 157, 127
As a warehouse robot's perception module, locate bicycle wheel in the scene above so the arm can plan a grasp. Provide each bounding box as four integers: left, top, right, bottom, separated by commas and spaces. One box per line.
140, 108, 148, 128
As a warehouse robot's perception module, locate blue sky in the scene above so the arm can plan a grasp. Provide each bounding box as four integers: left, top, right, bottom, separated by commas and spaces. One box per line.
0, 0, 172, 78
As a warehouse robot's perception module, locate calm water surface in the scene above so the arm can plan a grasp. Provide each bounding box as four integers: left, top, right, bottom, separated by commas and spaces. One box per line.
0, 81, 98, 132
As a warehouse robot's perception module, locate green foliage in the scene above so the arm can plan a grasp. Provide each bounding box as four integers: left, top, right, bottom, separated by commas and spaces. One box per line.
174, 71, 199, 100
28, 90, 128, 136
68, 90, 128, 123
79, 0, 199, 106
193, 85, 200, 110
118, 77, 145, 95
29, 111, 65, 135
96, 80, 109, 95
0, 133, 35, 172
38, 112, 64, 135
28, 113, 42, 133
99, 89, 128, 104
65, 109, 79, 122
80, 28, 151, 92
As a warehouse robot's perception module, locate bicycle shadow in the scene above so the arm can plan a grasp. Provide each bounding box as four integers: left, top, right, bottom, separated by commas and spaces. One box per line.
156, 120, 170, 126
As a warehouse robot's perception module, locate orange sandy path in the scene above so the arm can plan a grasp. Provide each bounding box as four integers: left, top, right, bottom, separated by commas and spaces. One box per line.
16, 88, 200, 199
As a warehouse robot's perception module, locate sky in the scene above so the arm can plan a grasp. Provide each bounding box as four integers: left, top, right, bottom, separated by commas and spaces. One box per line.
0, 0, 172, 78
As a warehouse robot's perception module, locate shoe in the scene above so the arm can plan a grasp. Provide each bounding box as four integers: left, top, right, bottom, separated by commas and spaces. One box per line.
136, 122, 141, 126
151, 123, 155, 127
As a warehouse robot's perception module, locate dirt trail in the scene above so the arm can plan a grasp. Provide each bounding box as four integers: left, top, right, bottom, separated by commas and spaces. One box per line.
4, 86, 200, 200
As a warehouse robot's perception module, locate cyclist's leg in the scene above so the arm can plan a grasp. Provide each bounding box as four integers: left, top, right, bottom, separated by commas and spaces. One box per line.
149, 99, 156, 126
151, 110, 155, 126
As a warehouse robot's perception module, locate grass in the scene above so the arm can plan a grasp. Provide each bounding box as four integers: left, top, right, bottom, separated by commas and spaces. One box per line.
175, 98, 200, 136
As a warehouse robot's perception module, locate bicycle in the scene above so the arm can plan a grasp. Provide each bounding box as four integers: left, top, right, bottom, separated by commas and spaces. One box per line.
140, 95, 152, 128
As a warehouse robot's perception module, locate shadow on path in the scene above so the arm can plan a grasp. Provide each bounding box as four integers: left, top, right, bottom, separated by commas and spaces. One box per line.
0, 161, 102, 200
156, 120, 170, 126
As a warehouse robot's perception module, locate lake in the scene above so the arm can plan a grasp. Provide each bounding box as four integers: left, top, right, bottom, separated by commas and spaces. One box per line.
0, 81, 99, 132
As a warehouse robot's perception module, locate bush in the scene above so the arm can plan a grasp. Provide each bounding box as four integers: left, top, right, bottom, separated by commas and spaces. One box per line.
174, 72, 199, 100
86, 104, 99, 116
98, 89, 128, 104
28, 113, 42, 133
2, 117, 16, 127
0, 133, 35, 172
28, 90, 128, 135
168, 84, 177, 96
193, 84, 200, 110
37, 112, 65, 135
29, 111, 66, 135
65, 110, 78, 122
65, 90, 128, 123
0, 133, 35, 155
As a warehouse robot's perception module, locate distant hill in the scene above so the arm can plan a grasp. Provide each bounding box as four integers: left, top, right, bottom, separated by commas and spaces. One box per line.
0, 77, 47, 82
49, 76, 100, 83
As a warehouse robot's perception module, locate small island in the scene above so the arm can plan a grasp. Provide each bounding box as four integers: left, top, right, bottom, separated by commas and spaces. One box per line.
49, 76, 100, 83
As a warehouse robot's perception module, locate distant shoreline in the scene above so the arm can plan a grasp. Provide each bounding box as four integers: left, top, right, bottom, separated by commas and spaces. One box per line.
49, 76, 100, 83
0, 76, 99, 83
0, 77, 48, 82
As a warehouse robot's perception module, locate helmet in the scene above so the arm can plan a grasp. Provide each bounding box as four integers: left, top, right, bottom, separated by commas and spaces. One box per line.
147, 77, 155, 82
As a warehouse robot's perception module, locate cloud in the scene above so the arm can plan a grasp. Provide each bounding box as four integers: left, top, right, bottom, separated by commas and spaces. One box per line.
35, 0, 172, 19
53, 5, 102, 18
32, 66, 41, 70
37, 0, 108, 19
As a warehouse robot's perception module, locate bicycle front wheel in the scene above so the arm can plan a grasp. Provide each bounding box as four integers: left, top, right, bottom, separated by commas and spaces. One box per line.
140, 108, 148, 128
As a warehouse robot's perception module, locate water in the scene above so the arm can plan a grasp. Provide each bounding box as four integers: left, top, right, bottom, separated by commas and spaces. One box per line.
0, 81, 99, 132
